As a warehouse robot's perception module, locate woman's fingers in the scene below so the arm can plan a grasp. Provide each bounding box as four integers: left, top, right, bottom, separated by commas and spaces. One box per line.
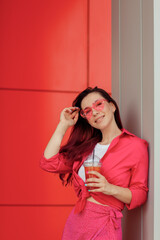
73, 111, 79, 123
87, 171, 103, 179
60, 107, 80, 126
71, 109, 79, 117
85, 171, 111, 194
64, 107, 79, 113
63, 108, 79, 118
85, 182, 102, 187
64, 108, 79, 117
86, 177, 101, 183
88, 188, 104, 192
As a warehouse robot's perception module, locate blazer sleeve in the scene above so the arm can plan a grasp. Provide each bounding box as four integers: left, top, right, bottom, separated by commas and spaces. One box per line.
126, 139, 149, 210
39, 152, 73, 174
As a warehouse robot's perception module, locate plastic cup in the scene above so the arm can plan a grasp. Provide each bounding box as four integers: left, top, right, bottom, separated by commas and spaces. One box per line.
83, 158, 101, 190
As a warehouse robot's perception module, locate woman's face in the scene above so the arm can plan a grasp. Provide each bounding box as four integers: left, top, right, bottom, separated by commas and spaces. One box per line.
81, 92, 116, 130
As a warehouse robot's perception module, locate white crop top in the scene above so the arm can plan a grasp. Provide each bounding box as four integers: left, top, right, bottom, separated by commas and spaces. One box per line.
78, 143, 110, 182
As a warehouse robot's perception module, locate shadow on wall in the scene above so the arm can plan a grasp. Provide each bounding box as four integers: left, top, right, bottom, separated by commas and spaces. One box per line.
123, 102, 141, 138
122, 207, 142, 240
121, 104, 143, 240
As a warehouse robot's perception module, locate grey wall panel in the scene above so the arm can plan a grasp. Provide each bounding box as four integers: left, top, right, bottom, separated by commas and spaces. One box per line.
112, 1, 142, 239
112, 0, 120, 109
120, 1, 142, 239
153, 1, 160, 239
142, 1, 154, 240
112, 0, 154, 239
120, 0, 142, 138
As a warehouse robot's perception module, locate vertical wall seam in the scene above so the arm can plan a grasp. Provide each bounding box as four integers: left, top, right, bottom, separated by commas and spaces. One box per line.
119, 0, 121, 111
153, 3, 155, 239
140, 0, 143, 141
87, 0, 90, 87
140, 0, 143, 239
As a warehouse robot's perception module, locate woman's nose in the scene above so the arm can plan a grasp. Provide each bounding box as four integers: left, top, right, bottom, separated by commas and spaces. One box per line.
92, 108, 99, 116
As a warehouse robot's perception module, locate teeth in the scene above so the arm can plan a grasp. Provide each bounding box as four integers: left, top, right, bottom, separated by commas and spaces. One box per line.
96, 116, 104, 123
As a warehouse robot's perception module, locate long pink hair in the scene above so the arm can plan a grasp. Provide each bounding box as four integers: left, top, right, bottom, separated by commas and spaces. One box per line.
59, 87, 123, 185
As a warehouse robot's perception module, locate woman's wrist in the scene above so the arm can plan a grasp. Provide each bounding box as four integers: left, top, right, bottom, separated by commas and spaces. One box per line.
58, 121, 70, 134
103, 183, 117, 196
108, 184, 119, 196
107, 184, 132, 204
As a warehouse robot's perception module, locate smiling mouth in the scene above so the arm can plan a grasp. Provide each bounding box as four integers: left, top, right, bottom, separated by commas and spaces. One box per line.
95, 116, 104, 123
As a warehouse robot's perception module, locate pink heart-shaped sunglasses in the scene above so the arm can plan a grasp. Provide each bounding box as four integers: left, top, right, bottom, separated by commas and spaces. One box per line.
80, 99, 107, 120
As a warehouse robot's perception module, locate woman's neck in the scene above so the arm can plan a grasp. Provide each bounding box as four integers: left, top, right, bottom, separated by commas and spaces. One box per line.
100, 124, 122, 145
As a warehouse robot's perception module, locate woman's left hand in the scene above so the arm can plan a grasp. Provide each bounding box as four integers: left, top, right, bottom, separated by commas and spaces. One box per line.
85, 171, 113, 195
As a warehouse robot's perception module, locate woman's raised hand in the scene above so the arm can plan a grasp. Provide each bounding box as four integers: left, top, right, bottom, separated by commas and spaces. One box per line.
43, 107, 80, 159
60, 107, 80, 127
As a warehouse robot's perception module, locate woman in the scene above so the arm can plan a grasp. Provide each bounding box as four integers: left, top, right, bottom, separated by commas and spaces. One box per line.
40, 87, 149, 240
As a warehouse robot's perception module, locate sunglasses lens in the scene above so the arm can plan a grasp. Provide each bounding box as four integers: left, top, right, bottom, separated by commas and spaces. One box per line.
84, 108, 92, 115
94, 100, 105, 110
80, 108, 92, 119
80, 110, 85, 118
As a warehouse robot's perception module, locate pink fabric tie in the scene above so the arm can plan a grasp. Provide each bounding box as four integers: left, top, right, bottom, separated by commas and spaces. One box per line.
91, 208, 123, 240
73, 173, 90, 213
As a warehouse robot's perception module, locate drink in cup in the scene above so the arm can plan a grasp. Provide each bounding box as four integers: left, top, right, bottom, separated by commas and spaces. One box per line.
83, 158, 102, 190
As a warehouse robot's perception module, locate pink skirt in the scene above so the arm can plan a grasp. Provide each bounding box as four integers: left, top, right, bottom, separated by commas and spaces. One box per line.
62, 201, 123, 240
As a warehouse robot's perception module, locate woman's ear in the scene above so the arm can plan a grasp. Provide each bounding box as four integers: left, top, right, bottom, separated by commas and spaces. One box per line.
109, 102, 116, 113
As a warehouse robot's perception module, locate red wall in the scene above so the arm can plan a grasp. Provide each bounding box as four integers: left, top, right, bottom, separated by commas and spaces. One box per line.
0, 0, 111, 239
